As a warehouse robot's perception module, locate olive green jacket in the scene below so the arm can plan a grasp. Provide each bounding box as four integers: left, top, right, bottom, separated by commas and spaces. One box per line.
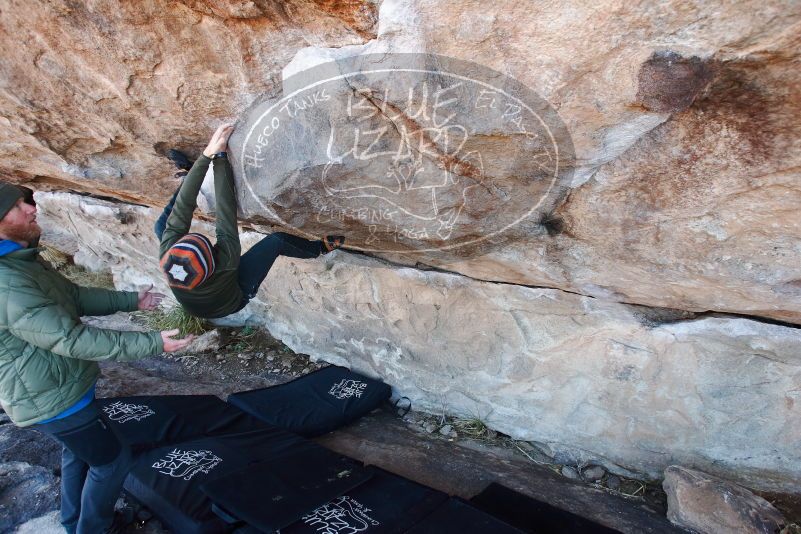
0, 248, 163, 427
159, 155, 243, 318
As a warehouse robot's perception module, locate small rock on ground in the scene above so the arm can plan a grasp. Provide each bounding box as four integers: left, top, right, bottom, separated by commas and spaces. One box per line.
583, 465, 606, 482
176, 329, 221, 354
561, 466, 580, 480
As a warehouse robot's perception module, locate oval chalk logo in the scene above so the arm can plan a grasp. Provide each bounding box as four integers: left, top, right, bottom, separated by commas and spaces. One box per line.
233, 54, 574, 257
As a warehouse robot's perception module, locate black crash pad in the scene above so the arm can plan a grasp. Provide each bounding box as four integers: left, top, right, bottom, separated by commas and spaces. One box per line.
405, 497, 524, 534
280, 467, 448, 534
202, 447, 372, 532
469, 482, 622, 533
98, 395, 270, 451
124, 428, 312, 534
227, 366, 392, 437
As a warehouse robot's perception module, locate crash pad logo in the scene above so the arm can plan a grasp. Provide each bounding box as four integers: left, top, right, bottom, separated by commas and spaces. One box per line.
152, 449, 223, 481
102, 401, 155, 423
329, 379, 367, 400
300, 496, 380, 533
235, 53, 575, 257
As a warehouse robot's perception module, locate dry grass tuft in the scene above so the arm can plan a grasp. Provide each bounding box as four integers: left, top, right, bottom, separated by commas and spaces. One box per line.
135, 305, 211, 336
40, 244, 115, 289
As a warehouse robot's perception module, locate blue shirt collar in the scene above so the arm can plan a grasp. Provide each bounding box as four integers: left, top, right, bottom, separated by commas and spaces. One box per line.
0, 240, 23, 257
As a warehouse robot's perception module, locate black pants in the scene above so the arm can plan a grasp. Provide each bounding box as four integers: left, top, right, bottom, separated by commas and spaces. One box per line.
37, 401, 133, 534
153, 185, 180, 241
155, 185, 324, 307
236, 231, 323, 300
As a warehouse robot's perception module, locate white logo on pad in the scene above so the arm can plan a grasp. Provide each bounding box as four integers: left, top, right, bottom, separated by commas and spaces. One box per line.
329, 379, 367, 400
102, 401, 155, 423
152, 449, 222, 481
301, 496, 380, 532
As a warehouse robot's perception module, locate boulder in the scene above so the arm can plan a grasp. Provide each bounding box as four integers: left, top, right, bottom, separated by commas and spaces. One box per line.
0, 0, 798, 324
8, 0, 801, 500
664, 465, 787, 534
241, 0, 801, 324
0, 0, 376, 203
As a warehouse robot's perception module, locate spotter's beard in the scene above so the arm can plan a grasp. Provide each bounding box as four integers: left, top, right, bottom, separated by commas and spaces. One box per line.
0, 221, 40, 246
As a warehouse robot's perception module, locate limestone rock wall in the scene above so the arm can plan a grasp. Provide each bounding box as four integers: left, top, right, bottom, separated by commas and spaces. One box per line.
36, 192, 801, 493
438, 36, 801, 322
262, 253, 801, 493
257, 0, 801, 323
7, 0, 801, 494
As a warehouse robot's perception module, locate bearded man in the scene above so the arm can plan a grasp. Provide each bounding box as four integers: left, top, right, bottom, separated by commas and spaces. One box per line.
0, 183, 194, 533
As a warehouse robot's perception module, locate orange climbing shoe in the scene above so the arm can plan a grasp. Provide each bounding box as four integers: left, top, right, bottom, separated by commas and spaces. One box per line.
322, 235, 345, 253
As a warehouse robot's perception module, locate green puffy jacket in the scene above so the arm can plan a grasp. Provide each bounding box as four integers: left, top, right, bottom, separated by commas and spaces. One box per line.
0, 247, 163, 427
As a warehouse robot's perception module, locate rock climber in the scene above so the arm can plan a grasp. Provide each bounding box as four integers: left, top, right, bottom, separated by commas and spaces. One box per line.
155, 123, 345, 319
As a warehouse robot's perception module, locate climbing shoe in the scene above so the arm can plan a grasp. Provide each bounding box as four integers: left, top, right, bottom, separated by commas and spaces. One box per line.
167, 149, 193, 171
322, 235, 345, 253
